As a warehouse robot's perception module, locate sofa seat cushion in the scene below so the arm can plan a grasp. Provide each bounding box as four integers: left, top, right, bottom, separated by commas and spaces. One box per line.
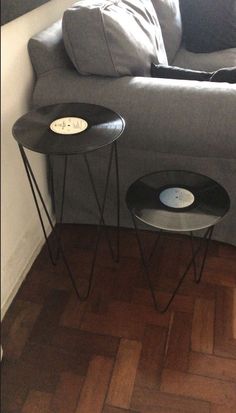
173, 46, 236, 71
180, 0, 236, 53
152, 0, 182, 63
62, 0, 167, 77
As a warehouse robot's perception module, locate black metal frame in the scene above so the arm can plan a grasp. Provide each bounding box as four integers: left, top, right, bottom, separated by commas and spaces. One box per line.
19, 141, 120, 301
131, 213, 214, 313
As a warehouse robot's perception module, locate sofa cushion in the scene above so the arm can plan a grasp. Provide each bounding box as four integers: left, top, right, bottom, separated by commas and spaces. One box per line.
180, 0, 236, 53
62, 0, 167, 77
173, 46, 236, 71
152, 0, 182, 63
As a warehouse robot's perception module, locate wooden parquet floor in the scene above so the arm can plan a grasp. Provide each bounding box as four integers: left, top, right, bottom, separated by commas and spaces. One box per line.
1, 225, 236, 413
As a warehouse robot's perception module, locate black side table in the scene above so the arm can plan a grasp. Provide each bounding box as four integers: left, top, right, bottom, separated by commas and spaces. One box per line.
126, 170, 230, 313
13, 103, 125, 301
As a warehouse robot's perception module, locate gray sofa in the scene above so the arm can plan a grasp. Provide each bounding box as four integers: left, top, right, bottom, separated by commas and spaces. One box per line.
28, 0, 236, 246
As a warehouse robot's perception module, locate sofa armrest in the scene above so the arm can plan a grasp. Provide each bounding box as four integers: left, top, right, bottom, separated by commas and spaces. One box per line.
28, 20, 74, 76
32, 69, 236, 159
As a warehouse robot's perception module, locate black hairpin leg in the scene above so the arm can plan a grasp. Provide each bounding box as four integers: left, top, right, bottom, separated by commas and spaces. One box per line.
148, 229, 162, 262
131, 212, 214, 313
19, 142, 117, 301
83, 141, 120, 263
47, 155, 68, 261
81, 142, 115, 299
83, 150, 115, 261
19, 145, 83, 299
19, 145, 57, 266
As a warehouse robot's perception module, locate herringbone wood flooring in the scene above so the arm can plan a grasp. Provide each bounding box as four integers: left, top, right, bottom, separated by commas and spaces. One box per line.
1, 225, 236, 413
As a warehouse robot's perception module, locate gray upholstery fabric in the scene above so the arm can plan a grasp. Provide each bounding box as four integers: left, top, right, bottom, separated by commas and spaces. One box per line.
33, 69, 236, 160
174, 46, 236, 71
62, 0, 167, 76
179, 0, 236, 53
28, 20, 73, 76
29, 22, 236, 246
31, 68, 236, 245
152, 0, 182, 63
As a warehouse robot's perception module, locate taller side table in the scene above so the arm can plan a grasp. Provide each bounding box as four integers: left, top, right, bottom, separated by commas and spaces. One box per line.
13, 103, 125, 301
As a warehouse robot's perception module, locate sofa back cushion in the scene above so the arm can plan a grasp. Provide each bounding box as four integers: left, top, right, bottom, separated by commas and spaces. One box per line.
62, 0, 168, 77
152, 0, 182, 63
180, 0, 236, 53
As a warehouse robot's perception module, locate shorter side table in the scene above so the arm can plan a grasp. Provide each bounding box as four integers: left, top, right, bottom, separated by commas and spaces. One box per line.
13, 103, 125, 301
126, 170, 230, 313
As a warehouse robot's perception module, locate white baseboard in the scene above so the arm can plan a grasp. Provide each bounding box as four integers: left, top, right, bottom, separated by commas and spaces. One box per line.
1, 221, 53, 320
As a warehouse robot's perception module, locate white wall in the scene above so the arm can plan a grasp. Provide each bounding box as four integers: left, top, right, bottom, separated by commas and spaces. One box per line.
1, 0, 74, 318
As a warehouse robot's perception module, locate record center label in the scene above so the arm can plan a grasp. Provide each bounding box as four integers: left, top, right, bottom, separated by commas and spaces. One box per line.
159, 187, 195, 209
50, 117, 88, 135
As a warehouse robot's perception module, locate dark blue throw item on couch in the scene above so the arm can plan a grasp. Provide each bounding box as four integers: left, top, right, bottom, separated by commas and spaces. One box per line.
151, 63, 236, 83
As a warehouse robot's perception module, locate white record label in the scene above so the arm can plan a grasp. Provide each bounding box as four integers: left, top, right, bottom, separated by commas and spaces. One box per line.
159, 187, 195, 209
50, 117, 88, 135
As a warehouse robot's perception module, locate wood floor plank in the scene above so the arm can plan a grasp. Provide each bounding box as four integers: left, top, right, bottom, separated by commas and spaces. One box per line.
75, 355, 113, 413
132, 288, 194, 313
22, 390, 52, 413
87, 265, 115, 314
2, 300, 41, 360
165, 312, 192, 371
214, 287, 236, 358
51, 372, 84, 413
21, 342, 90, 378
191, 297, 215, 354
149, 236, 186, 284
2, 226, 236, 413
51, 327, 119, 358
111, 257, 142, 302
135, 325, 167, 389
81, 300, 170, 340
160, 369, 236, 407
152, 275, 217, 300
1, 374, 28, 413
203, 257, 236, 287
178, 279, 217, 300
2, 358, 57, 393
211, 404, 236, 413
60, 293, 87, 328
103, 406, 138, 413
28, 289, 69, 345
131, 386, 210, 413
189, 352, 236, 382
16, 278, 51, 304
233, 289, 236, 340
106, 339, 142, 409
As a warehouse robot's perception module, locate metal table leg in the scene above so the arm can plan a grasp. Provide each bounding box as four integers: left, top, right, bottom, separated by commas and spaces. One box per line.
131, 212, 214, 313
19, 141, 120, 301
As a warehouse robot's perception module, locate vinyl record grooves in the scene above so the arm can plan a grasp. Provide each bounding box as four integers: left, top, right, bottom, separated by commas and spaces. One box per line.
126, 170, 230, 232
12, 103, 125, 155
